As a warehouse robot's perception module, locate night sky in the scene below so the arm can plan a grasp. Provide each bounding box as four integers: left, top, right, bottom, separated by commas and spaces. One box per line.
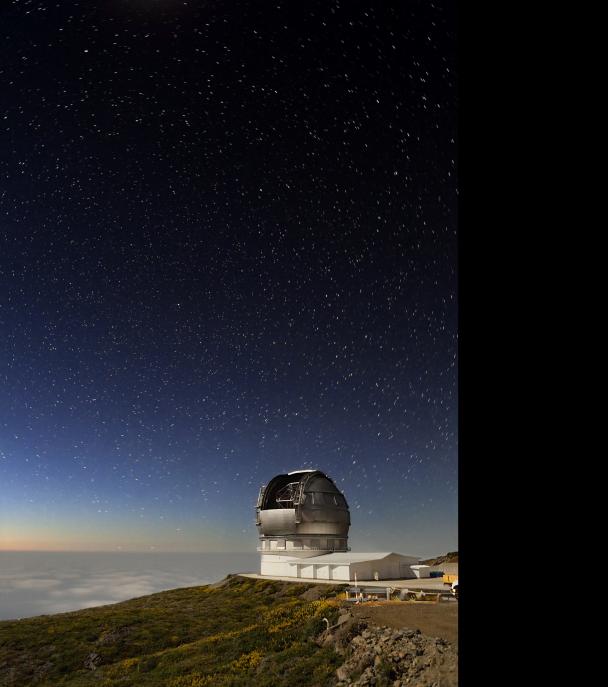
0, 0, 457, 557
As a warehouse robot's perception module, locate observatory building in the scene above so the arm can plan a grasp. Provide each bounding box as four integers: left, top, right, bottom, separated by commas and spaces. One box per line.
255, 469, 420, 581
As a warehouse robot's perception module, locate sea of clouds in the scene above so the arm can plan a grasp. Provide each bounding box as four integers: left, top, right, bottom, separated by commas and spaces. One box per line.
0, 551, 259, 620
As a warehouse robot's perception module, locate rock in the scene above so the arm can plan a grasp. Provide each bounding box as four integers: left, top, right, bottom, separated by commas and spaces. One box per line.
335, 621, 457, 687
320, 633, 336, 649
336, 666, 351, 681
96, 626, 132, 645
84, 653, 102, 671
336, 623, 458, 687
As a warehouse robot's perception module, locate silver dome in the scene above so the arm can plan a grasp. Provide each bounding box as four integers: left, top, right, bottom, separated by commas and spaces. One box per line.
256, 470, 350, 553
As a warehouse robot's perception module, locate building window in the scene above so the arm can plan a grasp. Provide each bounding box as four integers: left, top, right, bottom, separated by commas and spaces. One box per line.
277, 538, 286, 549
292, 540, 302, 549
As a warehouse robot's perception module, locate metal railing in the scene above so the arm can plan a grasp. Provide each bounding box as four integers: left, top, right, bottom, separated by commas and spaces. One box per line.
256, 544, 351, 552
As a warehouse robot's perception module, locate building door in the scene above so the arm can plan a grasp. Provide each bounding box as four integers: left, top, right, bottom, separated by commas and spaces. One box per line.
318, 565, 333, 580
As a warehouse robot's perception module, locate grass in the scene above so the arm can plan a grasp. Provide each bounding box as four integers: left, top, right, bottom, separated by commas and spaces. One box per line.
0, 576, 348, 687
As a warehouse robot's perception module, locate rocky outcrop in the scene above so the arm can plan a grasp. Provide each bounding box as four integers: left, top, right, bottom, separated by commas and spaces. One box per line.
319, 611, 458, 687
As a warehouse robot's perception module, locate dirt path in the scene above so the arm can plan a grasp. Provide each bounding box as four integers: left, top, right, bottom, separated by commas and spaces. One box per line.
348, 600, 458, 644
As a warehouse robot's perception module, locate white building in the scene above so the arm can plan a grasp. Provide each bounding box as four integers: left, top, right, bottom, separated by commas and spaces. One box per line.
261, 551, 420, 581
255, 469, 421, 582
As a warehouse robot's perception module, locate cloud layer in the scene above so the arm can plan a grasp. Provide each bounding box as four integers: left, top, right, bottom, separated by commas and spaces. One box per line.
0, 552, 258, 620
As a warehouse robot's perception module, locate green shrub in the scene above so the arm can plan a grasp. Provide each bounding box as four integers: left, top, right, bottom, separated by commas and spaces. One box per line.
0, 577, 346, 687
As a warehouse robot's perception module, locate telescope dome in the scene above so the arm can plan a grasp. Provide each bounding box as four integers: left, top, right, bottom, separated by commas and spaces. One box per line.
255, 469, 350, 556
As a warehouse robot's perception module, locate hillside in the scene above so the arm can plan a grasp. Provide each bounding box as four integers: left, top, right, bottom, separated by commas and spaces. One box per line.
0, 576, 457, 687
420, 552, 459, 566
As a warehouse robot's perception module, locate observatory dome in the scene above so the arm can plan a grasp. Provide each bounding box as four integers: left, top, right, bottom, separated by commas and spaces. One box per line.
255, 469, 350, 557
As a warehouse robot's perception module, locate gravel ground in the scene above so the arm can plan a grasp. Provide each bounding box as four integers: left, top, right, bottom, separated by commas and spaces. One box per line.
348, 601, 458, 644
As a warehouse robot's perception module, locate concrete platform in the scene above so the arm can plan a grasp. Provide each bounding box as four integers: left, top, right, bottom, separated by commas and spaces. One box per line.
238, 573, 450, 593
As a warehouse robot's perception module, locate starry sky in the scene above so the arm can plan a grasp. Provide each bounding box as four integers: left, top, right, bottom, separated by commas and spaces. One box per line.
0, 0, 457, 558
